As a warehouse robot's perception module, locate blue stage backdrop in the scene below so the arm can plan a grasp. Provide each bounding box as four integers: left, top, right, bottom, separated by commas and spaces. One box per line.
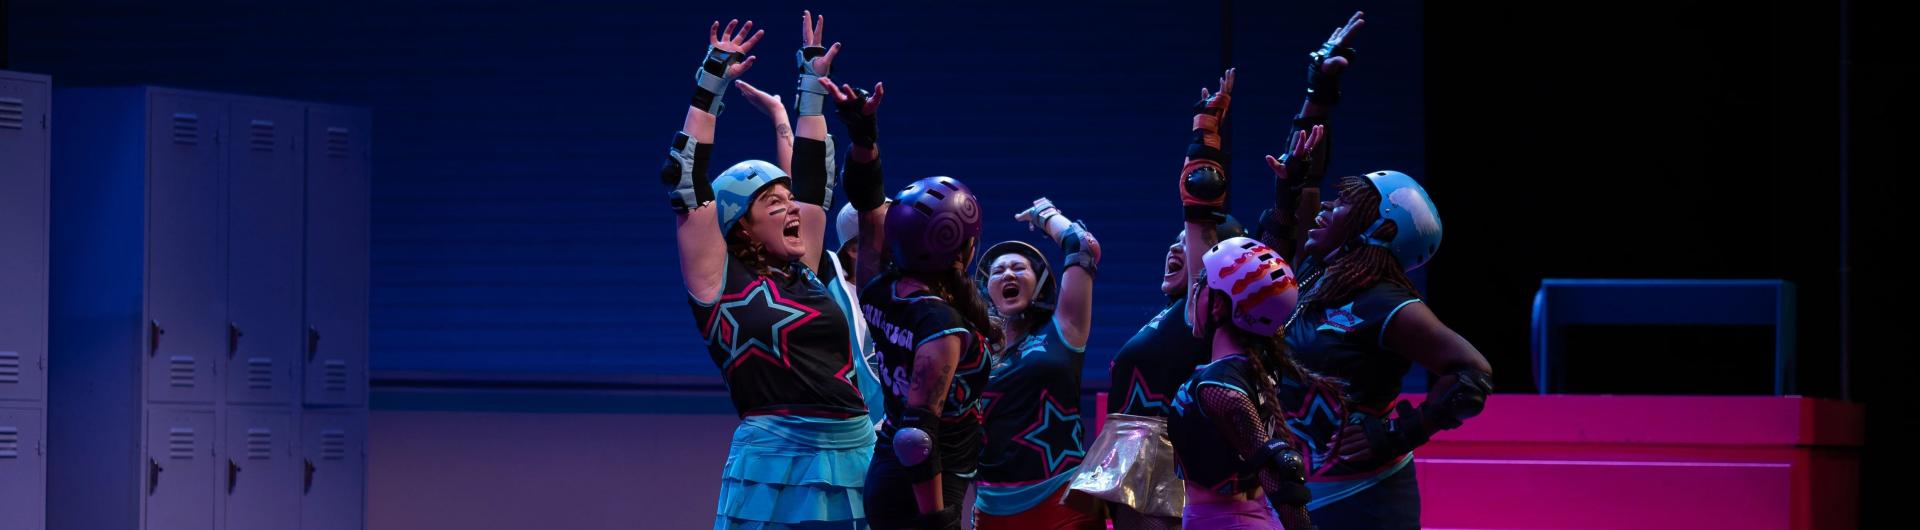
9, 0, 1423, 389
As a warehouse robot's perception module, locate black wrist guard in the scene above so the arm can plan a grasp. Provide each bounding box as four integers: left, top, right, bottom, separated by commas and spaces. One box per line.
661, 132, 715, 212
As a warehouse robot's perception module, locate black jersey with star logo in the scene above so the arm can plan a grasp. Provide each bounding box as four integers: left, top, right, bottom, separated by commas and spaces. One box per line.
861, 273, 992, 476
1278, 255, 1424, 479
688, 255, 866, 419
1281, 256, 1423, 412
1107, 297, 1212, 419
978, 320, 1088, 484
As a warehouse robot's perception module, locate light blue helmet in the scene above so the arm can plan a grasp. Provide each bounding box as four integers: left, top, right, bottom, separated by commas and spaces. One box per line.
1358, 170, 1442, 272
712, 160, 790, 236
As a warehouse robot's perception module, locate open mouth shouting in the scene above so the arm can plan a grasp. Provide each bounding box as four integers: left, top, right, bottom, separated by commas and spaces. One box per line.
1163, 248, 1184, 282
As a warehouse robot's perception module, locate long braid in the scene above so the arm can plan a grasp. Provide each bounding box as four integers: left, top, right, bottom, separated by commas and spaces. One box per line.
934, 266, 999, 350
1263, 335, 1343, 402
1242, 337, 1286, 429
887, 256, 1000, 352
1228, 326, 1343, 426
1208, 287, 1344, 428
1302, 175, 1421, 312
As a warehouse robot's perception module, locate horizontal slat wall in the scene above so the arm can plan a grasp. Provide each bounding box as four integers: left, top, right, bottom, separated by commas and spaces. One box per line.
10, 0, 1424, 387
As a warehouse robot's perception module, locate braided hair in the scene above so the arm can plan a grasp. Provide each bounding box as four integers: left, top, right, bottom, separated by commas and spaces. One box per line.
1301, 175, 1421, 312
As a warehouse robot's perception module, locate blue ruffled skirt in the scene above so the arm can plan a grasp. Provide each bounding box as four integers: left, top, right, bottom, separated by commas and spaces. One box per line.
714, 414, 876, 530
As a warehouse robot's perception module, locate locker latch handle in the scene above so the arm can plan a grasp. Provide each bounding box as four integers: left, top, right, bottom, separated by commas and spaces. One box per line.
229, 323, 244, 358
308, 326, 322, 361
228, 459, 241, 494
149, 321, 165, 357
148, 458, 163, 496
304, 458, 317, 494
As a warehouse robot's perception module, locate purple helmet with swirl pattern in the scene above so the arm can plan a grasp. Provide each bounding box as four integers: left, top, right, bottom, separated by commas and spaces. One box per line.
886, 176, 983, 273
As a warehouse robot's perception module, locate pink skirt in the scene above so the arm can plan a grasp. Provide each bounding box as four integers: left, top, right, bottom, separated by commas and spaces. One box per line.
1181, 498, 1280, 530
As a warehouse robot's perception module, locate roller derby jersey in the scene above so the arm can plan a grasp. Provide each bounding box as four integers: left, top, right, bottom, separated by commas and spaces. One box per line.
1279, 256, 1425, 482
688, 255, 868, 419
860, 274, 993, 476
975, 320, 1090, 515
1108, 298, 1212, 419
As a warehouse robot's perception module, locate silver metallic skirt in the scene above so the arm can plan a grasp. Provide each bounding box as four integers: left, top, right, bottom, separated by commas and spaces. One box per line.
1067, 414, 1184, 517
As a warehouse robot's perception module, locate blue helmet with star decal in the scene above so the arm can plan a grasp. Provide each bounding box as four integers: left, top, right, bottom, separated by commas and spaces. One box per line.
712, 160, 790, 236
1357, 170, 1442, 272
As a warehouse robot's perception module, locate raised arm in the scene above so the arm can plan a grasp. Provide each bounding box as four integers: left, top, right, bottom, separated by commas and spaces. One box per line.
1301, 12, 1364, 122
788, 10, 844, 271
1181, 69, 1234, 327
1014, 199, 1101, 349
667, 19, 762, 302
730, 80, 791, 173
1263, 11, 1364, 263
822, 77, 889, 287
1262, 125, 1325, 261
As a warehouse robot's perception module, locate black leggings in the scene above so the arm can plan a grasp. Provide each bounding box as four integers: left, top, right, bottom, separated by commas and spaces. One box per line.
863, 451, 973, 529
1307, 462, 1421, 530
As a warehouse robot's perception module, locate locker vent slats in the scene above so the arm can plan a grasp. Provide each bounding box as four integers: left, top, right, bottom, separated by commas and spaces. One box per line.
249, 119, 276, 151
169, 356, 196, 388
247, 428, 273, 460
0, 97, 24, 130
320, 429, 346, 460
168, 427, 196, 460
0, 426, 18, 459
325, 126, 349, 158
247, 357, 274, 390
0, 351, 19, 384
323, 360, 348, 391
171, 113, 199, 145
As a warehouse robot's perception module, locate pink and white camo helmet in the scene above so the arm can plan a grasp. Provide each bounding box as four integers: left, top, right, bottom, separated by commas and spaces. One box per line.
1201, 237, 1300, 336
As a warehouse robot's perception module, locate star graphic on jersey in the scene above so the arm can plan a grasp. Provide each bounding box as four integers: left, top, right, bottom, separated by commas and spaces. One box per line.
1122, 368, 1169, 415
1279, 381, 1349, 476
1143, 307, 1171, 331
993, 332, 1050, 379
824, 286, 865, 393
1014, 389, 1086, 477
836, 355, 862, 394
704, 278, 820, 373
1170, 383, 1194, 416
947, 337, 989, 415
1019, 333, 1048, 358
1317, 302, 1364, 334
978, 390, 1003, 419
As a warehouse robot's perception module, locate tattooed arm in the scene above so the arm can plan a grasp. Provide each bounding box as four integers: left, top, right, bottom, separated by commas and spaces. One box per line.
906, 334, 962, 515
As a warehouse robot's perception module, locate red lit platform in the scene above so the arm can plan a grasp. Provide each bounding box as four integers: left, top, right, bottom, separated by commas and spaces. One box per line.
1095, 394, 1863, 529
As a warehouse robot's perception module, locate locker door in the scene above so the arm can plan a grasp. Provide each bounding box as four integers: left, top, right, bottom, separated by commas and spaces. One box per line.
0, 74, 49, 404
147, 92, 227, 404
0, 407, 46, 530
146, 407, 216, 530
300, 410, 366, 530
224, 408, 297, 530
227, 101, 303, 405
303, 107, 368, 406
